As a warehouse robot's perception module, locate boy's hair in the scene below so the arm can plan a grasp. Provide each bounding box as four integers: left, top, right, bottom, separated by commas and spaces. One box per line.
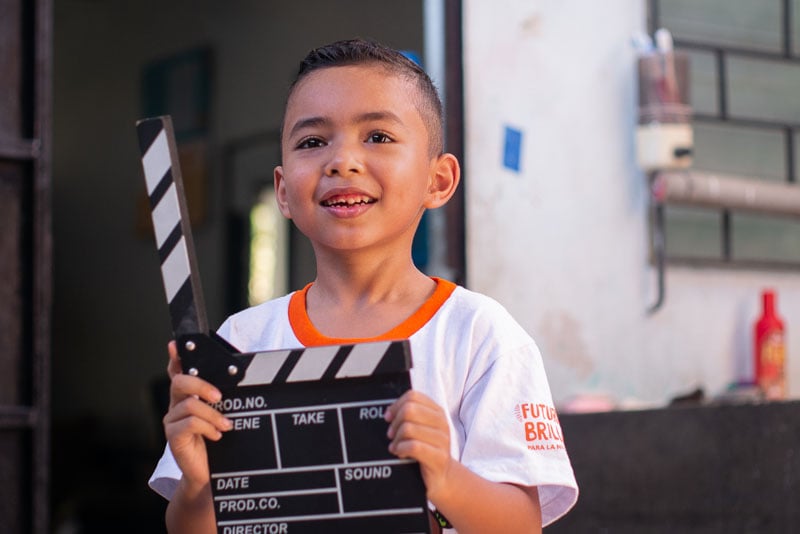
284, 38, 444, 156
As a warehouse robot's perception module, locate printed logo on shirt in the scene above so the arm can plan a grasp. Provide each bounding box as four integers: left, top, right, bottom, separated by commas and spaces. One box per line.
514, 402, 565, 452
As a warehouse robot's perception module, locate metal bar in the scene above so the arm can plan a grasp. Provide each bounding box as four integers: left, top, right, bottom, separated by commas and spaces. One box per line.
648, 0, 659, 35
666, 255, 800, 271
693, 112, 800, 131
0, 137, 39, 160
782, 0, 792, 58
423, 0, 455, 282
647, 201, 666, 314
0, 406, 36, 428
721, 210, 732, 261
787, 128, 796, 183
716, 49, 728, 120
675, 39, 799, 62
32, 1, 53, 533
652, 170, 800, 218
444, 0, 465, 285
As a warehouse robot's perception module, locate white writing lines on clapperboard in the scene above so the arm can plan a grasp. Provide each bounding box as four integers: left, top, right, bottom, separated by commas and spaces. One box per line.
216, 508, 428, 527
212, 458, 416, 480
212, 398, 395, 419
211, 398, 397, 473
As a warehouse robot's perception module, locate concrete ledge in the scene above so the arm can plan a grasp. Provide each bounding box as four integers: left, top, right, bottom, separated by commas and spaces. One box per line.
548, 401, 800, 532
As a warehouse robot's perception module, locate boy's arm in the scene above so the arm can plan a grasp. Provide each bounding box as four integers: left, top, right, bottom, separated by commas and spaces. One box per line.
165, 477, 216, 534
386, 390, 542, 534
424, 460, 542, 533
162, 341, 232, 534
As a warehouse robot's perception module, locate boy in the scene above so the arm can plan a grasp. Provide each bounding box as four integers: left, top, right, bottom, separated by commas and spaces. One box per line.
150, 38, 578, 533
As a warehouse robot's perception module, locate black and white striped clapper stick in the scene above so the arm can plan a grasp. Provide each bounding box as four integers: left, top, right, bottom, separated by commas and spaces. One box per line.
136, 116, 208, 338
232, 339, 411, 386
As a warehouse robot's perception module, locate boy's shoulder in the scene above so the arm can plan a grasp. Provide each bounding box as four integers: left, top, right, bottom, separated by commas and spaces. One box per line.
433, 283, 534, 344
225, 291, 294, 323
443, 283, 518, 321
447, 283, 506, 308
217, 291, 297, 351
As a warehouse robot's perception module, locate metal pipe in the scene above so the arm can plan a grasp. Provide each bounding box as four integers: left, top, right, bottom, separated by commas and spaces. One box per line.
423, 0, 455, 280
652, 170, 800, 218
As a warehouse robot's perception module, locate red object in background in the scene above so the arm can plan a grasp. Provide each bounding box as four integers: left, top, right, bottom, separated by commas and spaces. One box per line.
755, 289, 786, 400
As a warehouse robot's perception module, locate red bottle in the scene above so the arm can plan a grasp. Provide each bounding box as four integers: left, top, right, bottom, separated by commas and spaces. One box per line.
754, 289, 786, 400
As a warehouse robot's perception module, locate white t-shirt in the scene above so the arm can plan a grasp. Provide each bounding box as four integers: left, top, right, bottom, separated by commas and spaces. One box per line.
149, 278, 578, 529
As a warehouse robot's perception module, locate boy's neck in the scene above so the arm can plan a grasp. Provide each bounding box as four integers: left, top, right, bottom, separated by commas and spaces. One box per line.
305, 250, 437, 339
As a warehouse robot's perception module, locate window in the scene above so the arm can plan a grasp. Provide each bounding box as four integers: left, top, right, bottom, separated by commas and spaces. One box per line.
650, 0, 800, 268
248, 188, 288, 306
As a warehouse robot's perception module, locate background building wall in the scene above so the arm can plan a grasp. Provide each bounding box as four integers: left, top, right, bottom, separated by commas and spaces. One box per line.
463, 0, 800, 407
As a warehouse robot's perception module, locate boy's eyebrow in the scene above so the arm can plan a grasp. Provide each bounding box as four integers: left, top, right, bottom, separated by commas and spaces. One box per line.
355, 111, 404, 126
287, 111, 405, 139
288, 117, 328, 139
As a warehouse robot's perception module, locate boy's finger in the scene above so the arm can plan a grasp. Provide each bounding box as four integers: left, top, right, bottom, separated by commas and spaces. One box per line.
386, 390, 437, 417
388, 433, 443, 459
384, 390, 417, 422
389, 419, 448, 449
167, 340, 181, 379
166, 414, 226, 443
165, 396, 232, 433
386, 396, 444, 438
170, 373, 222, 407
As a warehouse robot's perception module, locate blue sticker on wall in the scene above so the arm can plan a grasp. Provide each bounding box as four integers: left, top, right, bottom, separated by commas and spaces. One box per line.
503, 126, 523, 172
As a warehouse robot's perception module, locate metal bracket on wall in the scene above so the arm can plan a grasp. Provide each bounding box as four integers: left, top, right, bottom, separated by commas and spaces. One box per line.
648, 197, 666, 314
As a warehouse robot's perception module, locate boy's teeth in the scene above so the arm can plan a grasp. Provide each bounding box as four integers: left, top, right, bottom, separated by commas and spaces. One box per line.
323, 196, 373, 206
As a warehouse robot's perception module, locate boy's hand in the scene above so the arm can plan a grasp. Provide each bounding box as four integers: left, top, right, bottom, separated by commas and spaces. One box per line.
384, 390, 454, 501
163, 340, 232, 487
385, 390, 543, 533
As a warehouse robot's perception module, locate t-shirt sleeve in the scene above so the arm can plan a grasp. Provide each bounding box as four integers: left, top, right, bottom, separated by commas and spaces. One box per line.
458, 341, 579, 527
148, 444, 182, 500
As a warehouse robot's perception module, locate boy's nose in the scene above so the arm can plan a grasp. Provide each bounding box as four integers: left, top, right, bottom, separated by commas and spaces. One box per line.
324, 142, 364, 177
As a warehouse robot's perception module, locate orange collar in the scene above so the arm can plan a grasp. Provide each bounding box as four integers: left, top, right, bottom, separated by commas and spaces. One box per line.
289, 277, 456, 346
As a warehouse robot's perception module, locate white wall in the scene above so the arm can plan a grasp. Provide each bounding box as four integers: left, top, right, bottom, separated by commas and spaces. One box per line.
463, 0, 800, 407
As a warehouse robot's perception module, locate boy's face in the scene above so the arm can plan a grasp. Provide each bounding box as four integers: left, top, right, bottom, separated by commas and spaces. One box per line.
275, 64, 456, 256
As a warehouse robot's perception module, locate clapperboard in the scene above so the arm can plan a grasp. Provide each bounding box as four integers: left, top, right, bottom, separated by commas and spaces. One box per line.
136, 116, 431, 533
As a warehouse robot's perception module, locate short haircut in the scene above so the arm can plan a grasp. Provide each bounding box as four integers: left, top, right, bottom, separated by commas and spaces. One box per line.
283, 38, 444, 156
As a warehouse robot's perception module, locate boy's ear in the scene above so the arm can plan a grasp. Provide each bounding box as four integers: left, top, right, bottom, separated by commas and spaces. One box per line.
424, 153, 460, 209
274, 165, 292, 219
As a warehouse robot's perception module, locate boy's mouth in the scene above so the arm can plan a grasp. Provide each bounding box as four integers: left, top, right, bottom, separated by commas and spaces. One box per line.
320, 194, 376, 207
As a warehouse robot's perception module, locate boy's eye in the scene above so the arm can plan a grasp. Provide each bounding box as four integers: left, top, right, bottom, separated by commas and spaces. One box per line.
367, 132, 393, 144
296, 137, 325, 149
